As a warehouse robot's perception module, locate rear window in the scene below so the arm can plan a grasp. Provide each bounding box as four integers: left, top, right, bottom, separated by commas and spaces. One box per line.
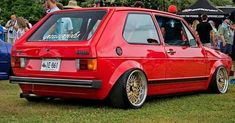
28, 10, 106, 42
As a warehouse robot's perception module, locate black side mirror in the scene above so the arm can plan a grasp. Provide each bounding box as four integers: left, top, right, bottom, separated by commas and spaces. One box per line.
147, 38, 159, 44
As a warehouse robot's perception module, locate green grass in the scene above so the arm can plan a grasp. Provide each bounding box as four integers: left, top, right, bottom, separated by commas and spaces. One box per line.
0, 80, 235, 123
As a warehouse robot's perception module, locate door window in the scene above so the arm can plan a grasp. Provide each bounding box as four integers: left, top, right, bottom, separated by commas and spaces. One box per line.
182, 23, 198, 47
156, 16, 190, 46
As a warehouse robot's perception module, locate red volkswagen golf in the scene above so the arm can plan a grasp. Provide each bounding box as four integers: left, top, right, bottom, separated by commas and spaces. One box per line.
10, 7, 232, 109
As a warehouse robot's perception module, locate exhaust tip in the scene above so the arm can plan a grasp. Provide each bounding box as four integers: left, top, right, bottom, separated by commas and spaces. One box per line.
20, 93, 38, 98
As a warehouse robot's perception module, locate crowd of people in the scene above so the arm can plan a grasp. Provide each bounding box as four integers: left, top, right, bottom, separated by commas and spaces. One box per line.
190, 14, 235, 59
0, 14, 32, 44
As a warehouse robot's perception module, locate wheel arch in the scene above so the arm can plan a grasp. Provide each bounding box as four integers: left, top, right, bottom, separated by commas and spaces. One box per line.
105, 60, 146, 98
207, 60, 228, 88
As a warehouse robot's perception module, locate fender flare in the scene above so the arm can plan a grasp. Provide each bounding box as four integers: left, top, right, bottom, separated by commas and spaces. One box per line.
206, 60, 224, 88
105, 60, 144, 96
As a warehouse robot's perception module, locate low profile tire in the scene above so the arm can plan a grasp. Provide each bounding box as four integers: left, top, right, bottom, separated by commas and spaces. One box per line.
210, 66, 229, 94
109, 69, 148, 109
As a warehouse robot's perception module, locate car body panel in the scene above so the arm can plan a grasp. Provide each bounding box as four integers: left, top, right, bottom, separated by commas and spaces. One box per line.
10, 7, 232, 100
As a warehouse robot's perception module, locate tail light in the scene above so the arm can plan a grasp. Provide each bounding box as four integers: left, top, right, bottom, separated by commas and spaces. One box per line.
11, 57, 20, 68
76, 59, 97, 71
11, 57, 27, 68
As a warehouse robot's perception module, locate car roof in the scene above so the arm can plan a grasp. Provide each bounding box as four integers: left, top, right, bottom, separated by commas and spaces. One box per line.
53, 7, 180, 18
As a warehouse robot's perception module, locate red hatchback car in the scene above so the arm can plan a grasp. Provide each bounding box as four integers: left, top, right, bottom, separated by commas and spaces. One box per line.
10, 7, 232, 108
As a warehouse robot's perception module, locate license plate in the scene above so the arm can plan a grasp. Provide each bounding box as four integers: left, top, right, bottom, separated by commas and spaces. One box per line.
41, 59, 61, 71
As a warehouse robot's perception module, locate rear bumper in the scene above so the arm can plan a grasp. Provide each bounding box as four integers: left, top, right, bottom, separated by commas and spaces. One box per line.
10, 76, 102, 89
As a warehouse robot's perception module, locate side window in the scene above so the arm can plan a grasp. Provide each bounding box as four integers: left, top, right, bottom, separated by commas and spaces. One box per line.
156, 16, 189, 46
182, 23, 198, 47
123, 14, 160, 44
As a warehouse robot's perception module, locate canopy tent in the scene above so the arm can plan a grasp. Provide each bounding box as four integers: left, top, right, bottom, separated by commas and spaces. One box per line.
178, 0, 227, 19
217, 6, 235, 14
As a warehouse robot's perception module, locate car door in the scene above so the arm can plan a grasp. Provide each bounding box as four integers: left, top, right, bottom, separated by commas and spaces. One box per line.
155, 16, 207, 80
122, 13, 166, 81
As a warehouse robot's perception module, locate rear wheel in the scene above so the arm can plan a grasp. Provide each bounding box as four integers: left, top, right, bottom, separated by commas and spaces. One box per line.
109, 69, 148, 109
210, 66, 229, 94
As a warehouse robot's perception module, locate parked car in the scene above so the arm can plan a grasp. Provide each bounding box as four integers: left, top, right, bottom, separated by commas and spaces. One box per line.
0, 40, 11, 80
10, 7, 233, 109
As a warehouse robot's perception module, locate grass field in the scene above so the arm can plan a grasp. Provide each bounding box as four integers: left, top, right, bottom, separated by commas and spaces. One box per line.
0, 80, 235, 123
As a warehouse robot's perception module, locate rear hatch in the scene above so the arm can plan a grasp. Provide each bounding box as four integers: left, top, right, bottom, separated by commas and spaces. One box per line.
12, 10, 108, 79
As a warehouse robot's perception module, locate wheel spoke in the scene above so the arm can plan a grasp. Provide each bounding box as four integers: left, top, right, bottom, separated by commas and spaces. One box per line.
126, 70, 147, 107
216, 67, 228, 93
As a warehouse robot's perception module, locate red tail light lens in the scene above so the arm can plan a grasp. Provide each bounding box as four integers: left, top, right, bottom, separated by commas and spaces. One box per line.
11, 57, 27, 68
76, 59, 97, 71
11, 57, 20, 68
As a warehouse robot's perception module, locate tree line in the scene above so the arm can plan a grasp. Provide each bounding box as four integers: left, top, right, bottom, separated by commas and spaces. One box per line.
0, 0, 233, 25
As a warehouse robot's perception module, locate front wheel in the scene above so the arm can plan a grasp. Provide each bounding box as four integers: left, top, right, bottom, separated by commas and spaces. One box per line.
109, 69, 148, 109
210, 66, 229, 94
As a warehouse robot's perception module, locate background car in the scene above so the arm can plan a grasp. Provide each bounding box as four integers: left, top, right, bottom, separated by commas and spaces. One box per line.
0, 40, 11, 80
10, 7, 232, 109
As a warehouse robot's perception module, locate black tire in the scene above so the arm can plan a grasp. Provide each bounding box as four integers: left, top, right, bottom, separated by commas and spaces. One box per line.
209, 66, 229, 94
25, 96, 43, 102
109, 69, 148, 109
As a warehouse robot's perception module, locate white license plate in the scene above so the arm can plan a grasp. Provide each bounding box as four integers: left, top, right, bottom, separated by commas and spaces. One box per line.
41, 59, 61, 71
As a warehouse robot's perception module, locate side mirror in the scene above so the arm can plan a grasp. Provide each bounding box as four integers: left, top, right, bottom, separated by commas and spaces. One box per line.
147, 38, 159, 44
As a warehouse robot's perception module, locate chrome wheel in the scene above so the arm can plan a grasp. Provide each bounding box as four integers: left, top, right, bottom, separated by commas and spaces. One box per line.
216, 67, 229, 93
126, 70, 147, 107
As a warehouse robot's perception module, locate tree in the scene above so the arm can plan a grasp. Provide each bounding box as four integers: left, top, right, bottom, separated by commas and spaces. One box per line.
0, 0, 234, 25
0, 0, 44, 25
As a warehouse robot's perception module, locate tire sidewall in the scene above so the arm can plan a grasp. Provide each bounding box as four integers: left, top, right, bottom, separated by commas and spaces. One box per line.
123, 69, 148, 109
211, 66, 229, 94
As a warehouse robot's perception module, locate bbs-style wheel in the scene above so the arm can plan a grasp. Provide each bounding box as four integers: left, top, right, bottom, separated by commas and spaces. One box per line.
109, 69, 148, 109
210, 66, 229, 94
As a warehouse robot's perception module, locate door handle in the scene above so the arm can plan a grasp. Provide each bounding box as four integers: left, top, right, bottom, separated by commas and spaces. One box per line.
166, 49, 176, 55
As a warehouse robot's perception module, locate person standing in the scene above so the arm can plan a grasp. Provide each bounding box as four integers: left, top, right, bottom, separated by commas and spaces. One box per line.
208, 20, 219, 49
196, 14, 212, 47
44, 0, 60, 14
218, 19, 233, 56
133, 1, 145, 8
192, 19, 199, 32
192, 19, 200, 39
5, 14, 18, 44
15, 17, 29, 40
24, 19, 32, 29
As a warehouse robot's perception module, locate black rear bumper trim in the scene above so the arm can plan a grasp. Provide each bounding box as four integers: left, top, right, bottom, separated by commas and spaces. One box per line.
10, 76, 102, 89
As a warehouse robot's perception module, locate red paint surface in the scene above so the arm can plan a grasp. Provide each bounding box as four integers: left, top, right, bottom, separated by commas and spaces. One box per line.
12, 7, 232, 100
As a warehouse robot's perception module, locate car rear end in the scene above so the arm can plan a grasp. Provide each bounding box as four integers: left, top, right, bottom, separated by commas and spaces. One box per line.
10, 8, 113, 100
